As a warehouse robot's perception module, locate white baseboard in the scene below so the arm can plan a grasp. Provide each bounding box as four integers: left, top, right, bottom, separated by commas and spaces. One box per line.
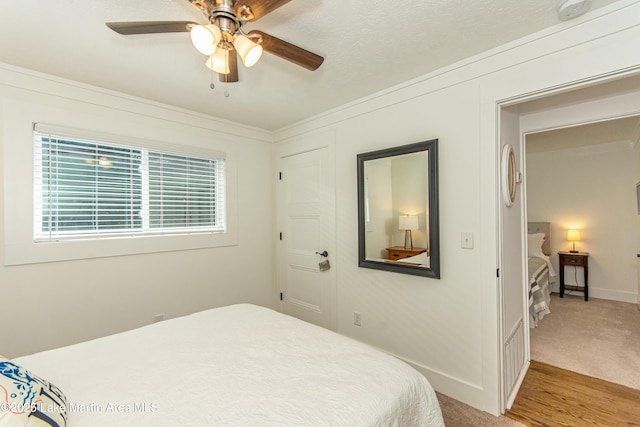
550, 284, 637, 303
589, 288, 638, 304
562, 288, 636, 304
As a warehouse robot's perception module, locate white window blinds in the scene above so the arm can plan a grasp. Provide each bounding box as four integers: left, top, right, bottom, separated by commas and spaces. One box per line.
33, 124, 226, 242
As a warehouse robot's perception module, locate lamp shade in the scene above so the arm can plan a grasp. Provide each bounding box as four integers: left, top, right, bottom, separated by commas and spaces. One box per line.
234, 34, 263, 67
398, 215, 419, 231
190, 24, 222, 55
567, 229, 581, 241
205, 49, 230, 74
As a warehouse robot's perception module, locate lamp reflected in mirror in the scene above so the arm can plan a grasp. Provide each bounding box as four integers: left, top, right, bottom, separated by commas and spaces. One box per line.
399, 215, 418, 249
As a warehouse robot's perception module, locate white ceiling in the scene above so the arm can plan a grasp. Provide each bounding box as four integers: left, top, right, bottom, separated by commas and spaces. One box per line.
0, 0, 622, 131
522, 74, 640, 153
526, 115, 640, 153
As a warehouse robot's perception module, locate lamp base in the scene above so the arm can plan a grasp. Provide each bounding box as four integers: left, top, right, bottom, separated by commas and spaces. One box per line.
570, 241, 579, 253
404, 230, 413, 249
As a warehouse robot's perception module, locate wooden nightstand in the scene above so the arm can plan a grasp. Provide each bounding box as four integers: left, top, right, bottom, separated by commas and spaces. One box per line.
558, 251, 589, 301
385, 247, 426, 261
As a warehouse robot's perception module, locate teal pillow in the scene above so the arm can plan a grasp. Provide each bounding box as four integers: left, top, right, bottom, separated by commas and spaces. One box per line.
0, 357, 67, 427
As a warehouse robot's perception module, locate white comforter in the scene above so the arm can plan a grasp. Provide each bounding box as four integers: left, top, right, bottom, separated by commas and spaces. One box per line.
14, 304, 444, 426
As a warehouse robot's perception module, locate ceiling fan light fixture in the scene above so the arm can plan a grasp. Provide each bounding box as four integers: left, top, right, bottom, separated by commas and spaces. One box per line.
205, 48, 230, 74
191, 24, 222, 55
233, 34, 263, 67
106, 0, 326, 85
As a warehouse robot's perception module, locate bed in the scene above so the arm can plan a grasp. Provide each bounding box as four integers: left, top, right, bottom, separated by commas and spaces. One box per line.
390, 251, 429, 267
527, 222, 556, 327
1, 304, 444, 427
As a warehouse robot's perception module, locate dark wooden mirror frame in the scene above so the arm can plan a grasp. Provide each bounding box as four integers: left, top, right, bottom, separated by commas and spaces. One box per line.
357, 139, 440, 278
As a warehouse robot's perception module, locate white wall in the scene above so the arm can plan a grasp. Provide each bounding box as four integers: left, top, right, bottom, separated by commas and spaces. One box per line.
273, 0, 640, 415
364, 158, 393, 259
391, 153, 429, 249
0, 65, 275, 358
527, 142, 638, 303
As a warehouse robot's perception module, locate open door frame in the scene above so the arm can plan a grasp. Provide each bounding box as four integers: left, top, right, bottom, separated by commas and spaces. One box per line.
497, 69, 640, 413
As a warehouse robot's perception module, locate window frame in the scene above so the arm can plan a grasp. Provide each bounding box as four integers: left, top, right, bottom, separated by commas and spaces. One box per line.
33, 130, 226, 242
4, 121, 238, 266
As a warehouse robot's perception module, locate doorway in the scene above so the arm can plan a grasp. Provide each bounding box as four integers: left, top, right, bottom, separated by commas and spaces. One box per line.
524, 115, 640, 390
499, 72, 640, 411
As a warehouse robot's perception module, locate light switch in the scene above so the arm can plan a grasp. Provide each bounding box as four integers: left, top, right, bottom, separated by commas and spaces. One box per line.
461, 232, 474, 249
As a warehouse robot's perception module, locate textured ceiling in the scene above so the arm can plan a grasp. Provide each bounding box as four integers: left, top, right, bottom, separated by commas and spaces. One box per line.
0, 0, 622, 131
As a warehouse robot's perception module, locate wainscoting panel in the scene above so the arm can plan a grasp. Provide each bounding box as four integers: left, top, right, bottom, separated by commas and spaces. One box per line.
504, 319, 525, 405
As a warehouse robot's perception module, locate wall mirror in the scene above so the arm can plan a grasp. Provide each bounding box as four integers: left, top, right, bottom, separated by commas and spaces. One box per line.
357, 139, 440, 278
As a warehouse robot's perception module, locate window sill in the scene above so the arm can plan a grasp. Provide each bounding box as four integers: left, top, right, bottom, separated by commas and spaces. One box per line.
4, 231, 237, 266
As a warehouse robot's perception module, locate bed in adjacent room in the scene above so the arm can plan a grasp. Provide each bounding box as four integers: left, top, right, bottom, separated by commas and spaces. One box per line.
1, 304, 444, 426
527, 222, 556, 327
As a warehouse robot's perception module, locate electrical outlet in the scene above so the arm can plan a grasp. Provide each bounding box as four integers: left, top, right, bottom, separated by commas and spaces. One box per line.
153, 314, 165, 323
354, 311, 361, 326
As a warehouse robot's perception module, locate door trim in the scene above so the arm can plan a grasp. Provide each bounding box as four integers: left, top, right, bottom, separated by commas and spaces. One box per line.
275, 130, 337, 331
496, 66, 640, 413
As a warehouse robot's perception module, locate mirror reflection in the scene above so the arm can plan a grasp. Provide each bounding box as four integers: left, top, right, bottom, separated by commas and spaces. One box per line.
357, 140, 439, 278
364, 151, 430, 264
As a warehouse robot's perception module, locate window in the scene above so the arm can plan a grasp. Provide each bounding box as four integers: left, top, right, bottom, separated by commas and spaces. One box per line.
34, 127, 226, 242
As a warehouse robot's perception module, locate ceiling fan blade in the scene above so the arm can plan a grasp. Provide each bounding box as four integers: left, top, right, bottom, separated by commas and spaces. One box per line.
234, 0, 293, 21
220, 51, 239, 83
250, 30, 324, 71
106, 21, 196, 35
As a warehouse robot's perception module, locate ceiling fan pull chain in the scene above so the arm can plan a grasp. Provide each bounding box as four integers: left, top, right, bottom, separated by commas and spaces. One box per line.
214, 62, 216, 90
223, 49, 230, 97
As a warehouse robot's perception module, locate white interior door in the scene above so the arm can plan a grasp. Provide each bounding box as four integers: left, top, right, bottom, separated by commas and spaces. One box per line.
278, 146, 336, 331
499, 106, 528, 410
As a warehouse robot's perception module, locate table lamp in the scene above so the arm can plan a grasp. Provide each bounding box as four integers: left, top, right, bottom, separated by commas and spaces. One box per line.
567, 229, 581, 253
399, 215, 419, 249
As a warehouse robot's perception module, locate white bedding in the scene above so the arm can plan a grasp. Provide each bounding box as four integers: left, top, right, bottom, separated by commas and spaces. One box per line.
13, 304, 444, 426
396, 252, 429, 266
542, 255, 557, 282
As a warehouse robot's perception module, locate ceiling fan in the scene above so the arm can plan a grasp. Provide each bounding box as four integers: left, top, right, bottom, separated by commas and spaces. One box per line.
106, 0, 324, 84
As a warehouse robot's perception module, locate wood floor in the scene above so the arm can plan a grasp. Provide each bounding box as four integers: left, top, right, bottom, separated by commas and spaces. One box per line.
506, 360, 640, 427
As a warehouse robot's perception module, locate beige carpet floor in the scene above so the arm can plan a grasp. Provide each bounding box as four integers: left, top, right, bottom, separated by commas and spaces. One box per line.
530, 293, 640, 390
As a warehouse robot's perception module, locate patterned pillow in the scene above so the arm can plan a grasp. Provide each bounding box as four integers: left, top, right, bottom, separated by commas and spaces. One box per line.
0, 357, 67, 427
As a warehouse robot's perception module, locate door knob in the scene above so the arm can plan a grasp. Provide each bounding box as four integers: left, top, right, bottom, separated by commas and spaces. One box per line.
315, 251, 328, 257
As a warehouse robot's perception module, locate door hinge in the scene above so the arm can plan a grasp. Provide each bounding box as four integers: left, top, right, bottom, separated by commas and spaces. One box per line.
280, 292, 283, 301
279, 232, 283, 240
497, 268, 500, 278
279, 172, 282, 180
